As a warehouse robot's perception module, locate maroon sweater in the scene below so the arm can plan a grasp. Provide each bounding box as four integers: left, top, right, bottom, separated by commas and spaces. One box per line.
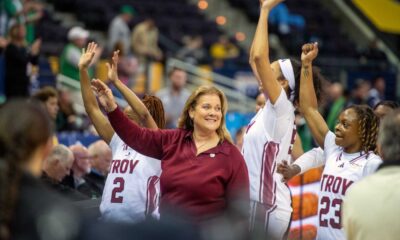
108, 107, 249, 222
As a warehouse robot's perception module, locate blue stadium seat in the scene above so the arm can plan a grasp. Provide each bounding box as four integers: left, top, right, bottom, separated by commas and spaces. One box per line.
57, 132, 100, 147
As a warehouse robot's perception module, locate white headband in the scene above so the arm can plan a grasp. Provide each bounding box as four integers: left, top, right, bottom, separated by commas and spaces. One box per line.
278, 59, 295, 101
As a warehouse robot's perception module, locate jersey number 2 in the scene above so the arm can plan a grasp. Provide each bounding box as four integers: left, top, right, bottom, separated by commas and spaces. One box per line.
111, 177, 125, 203
319, 196, 342, 229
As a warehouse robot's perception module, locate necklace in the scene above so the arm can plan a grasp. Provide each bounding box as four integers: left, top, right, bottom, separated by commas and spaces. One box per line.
193, 133, 218, 154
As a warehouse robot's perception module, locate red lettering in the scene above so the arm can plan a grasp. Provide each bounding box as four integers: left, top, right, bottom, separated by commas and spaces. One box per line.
320, 174, 328, 191
332, 176, 342, 194
342, 178, 354, 195
111, 160, 121, 173
120, 159, 129, 173
129, 160, 139, 174
319, 197, 343, 229
325, 175, 334, 192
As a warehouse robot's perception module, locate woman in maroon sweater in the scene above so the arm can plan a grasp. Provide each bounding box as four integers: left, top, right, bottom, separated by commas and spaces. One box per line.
91, 80, 249, 223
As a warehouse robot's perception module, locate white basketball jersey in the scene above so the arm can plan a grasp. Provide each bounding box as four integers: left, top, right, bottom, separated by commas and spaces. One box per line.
316, 132, 382, 240
242, 90, 296, 214
100, 134, 162, 223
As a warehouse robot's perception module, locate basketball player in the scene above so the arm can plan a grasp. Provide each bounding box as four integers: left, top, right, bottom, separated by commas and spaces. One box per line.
277, 99, 399, 180
245, 0, 325, 238
78, 42, 166, 222
297, 42, 382, 239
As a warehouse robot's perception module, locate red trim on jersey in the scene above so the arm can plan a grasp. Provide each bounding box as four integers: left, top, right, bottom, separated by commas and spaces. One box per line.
259, 142, 279, 205
265, 204, 277, 231
145, 176, 160, 217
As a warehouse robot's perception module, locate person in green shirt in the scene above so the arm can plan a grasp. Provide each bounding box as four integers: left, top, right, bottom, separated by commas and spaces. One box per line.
60, 26, 92, 81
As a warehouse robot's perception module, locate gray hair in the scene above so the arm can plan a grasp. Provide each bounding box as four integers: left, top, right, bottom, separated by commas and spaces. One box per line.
47, 144, 72, 164
378, 109, 400, 161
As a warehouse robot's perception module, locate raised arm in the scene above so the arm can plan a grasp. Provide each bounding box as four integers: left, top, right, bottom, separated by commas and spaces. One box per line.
107, 50, 158, 129
78, 42, 114, 143
91, 79, 164, 160
299, 43, 329, 148
249, 34, 261, 84
250, 0, 284, 104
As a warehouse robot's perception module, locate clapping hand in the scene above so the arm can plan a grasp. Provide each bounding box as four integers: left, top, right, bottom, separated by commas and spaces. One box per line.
91, 79, 117, 113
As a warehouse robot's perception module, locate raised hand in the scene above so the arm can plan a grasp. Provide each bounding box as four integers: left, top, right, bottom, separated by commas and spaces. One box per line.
78, 42, 98, 69
301, 42, 318, 64
106, 50, 120, 83
277, 160, 300, 182
261, 0, 285, 10
91, 79, 117, 113
31, 38, 41, 55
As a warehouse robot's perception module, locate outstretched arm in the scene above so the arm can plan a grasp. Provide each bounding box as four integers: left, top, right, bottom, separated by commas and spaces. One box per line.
250, 0, 284, 104
277, 147, 325, 182
107, 50, 158, 129
78, 42, 114, 143
91, 79, 164, 159
299, 43, 329, 148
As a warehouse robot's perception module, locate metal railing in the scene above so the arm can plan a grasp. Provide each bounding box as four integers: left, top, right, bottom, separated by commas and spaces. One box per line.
166, 58, 256, 112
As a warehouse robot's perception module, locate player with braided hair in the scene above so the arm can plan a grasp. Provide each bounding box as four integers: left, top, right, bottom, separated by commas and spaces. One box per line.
278, 42, 382, 239
352, 105, 379, 153
79, 42, 166, 222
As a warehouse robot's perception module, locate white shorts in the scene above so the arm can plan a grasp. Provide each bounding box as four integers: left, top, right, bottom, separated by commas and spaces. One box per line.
249, 201, 292, 240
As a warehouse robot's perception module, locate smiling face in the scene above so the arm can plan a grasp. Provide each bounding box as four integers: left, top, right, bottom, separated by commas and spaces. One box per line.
335, 108, 362, 153
189, 94, 222, 135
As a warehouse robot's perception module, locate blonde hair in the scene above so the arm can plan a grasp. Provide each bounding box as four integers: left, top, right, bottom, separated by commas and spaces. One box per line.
177, 85, 233, 143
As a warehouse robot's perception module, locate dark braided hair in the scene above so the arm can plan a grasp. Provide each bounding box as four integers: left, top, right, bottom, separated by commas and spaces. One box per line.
277, 58, 326, 105
0, 100, 53, 239
348, 105, 380, 154
142, 95, 166, 129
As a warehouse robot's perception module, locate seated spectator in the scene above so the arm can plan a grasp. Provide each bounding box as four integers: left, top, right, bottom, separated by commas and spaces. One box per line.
42, 144, 74, 182
64, 144, 100, 199
56, 88, 88, 132
373, 100, 399, 120
0, 100, 81, 239
176, 35, 207, 65
368, 76, 386, 107
31, 86, 59, 121
41, 144, 87, 200
31, 86, 60, 144
86, 140, 112, 195
156, 68, 191, 128
210, 35, 239, 66
348, 79, 371, 106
